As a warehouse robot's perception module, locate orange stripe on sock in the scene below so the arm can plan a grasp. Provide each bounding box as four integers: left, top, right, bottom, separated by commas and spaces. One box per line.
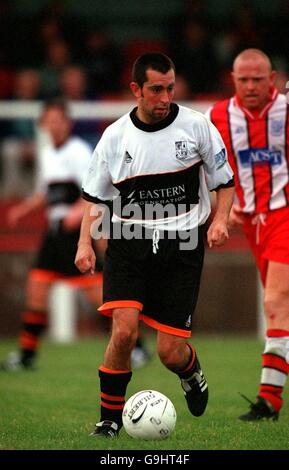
20, 332, 38, 350
101, 392, 125, 402
99, 365, 131, 374
182, 343, 196, 372
100, 401, 124, 410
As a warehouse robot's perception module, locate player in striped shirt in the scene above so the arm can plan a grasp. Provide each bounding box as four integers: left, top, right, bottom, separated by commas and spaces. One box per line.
207, 49, 289, 421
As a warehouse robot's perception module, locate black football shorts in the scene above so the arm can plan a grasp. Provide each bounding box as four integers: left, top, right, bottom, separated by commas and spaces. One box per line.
99, 225, 205, 337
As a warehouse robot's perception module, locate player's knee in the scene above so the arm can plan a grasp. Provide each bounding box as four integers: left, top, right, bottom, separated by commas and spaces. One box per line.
264, 289, 289, 320
113, 326, 138, 353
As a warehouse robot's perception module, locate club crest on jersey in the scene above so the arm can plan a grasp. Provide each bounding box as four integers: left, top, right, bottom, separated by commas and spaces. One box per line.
270, 119, 284, 137
175, 141, 189, 160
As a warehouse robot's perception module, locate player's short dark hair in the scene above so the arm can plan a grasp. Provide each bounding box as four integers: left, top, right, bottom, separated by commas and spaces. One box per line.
132, 52, 176, 88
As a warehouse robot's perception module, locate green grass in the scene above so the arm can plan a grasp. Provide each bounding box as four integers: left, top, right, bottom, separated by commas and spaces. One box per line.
0, 335, 289, 450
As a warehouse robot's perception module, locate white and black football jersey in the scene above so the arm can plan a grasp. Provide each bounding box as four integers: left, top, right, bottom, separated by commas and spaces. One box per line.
37, 136, 92, 223
82, 104, 234, 231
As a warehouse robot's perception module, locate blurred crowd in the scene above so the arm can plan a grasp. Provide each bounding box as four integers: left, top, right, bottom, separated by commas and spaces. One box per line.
0, 0, 288, 103
0, 0, 288, 196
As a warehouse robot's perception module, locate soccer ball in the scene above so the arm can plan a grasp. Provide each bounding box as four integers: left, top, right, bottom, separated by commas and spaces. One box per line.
122, 390, 177, 440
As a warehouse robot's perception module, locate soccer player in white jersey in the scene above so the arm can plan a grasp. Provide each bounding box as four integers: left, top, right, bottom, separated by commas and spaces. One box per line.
207, 49, 289, 421
75, 53, 234, 437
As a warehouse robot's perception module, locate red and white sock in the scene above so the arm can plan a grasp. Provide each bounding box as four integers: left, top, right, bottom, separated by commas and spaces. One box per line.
258, 329, 289, 411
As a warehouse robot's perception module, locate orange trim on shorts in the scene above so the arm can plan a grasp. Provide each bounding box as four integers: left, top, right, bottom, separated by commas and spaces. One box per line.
29, 269, 103, 288
100, 401, 124, 410
29, 269, 61, 283
99, 365, 131, 374
98, 300, 143, 316
140, 313, 191, 338
67, 272, 103, 288
101, 392, 125, 402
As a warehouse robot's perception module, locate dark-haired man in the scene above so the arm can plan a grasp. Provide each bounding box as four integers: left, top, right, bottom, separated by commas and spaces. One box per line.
76, 53, 234, 437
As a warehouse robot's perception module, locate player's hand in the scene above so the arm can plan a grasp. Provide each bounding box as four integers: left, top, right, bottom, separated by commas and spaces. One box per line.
228, 204, 245, 229
75, 242, 96, 274
207, 219, 229, 248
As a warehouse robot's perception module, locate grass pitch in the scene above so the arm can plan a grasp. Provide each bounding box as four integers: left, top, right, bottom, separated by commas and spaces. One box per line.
0, 335, 288, 451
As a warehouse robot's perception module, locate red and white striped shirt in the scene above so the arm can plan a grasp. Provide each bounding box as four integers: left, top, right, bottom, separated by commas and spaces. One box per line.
207, 90, 289, 214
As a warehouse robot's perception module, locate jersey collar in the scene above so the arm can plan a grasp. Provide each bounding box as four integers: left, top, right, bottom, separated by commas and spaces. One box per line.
234, 88, 278, 119
130, 103, 179, 132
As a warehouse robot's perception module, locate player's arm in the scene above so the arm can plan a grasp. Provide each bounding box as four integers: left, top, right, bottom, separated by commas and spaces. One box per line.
7, 192, 47, 228
207, 186, 234, 248
228, 203, 245, 228
75, 200, 105, 274
62, 198, 86, 231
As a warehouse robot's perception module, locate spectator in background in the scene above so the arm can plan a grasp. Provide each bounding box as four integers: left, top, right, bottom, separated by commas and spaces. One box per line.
173, 74, 193, 102
207, 49, 289, 421
39, 38, 71, 99
60, 65, 89, 101
0, 68, 41, 196
83, 28, 123, 97
59, 65, 100, 148
170, 18, 219, 97
36, 0, 85, 64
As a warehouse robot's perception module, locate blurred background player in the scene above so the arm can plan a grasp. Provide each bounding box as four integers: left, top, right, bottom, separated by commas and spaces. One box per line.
0, 99, 149, 371
207, 48, 289, 421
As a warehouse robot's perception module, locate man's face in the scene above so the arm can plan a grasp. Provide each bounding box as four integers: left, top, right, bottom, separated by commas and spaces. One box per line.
130, 68, 175, 124
40, 107, 71, 147
232, 58, 276, 110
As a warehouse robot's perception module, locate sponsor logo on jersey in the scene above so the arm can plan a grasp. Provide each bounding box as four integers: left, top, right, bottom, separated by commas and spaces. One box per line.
138, 184, 186, 202
235, 126, 245, 134
238, 147, 282, 167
